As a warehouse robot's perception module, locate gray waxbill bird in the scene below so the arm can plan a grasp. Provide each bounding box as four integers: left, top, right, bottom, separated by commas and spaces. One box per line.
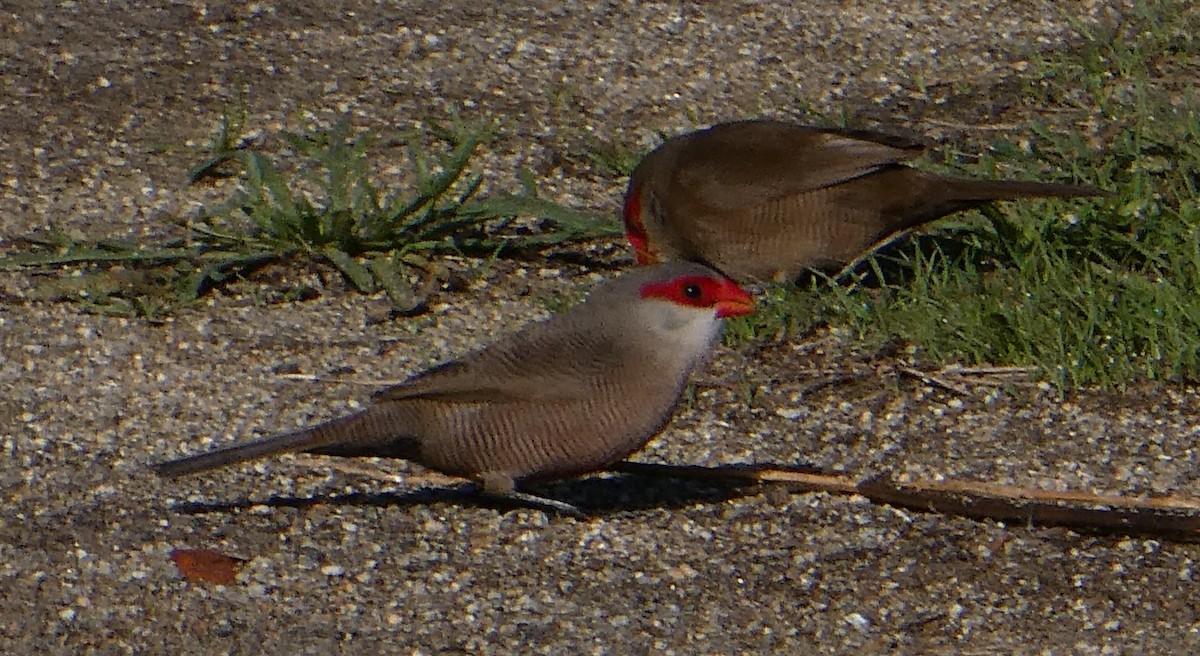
624, 119, 1110, 282
151, 262, 755, 514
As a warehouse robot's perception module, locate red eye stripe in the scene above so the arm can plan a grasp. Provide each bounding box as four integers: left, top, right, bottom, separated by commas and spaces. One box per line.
639, 275, 755, 317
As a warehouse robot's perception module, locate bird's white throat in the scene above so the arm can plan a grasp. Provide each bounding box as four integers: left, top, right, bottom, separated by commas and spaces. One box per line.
640, 299, 723, 360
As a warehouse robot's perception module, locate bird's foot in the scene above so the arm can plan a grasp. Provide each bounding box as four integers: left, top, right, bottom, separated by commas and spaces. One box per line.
488, 489, 587, 518
475, 472, 586, 517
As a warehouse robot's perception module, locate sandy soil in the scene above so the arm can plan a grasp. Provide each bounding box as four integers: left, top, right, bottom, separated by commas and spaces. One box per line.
6, 1, 1199, 654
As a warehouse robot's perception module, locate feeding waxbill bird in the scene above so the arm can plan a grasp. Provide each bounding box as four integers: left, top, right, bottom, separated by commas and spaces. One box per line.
152, 262, 754, 513
624, 119, 1110, 282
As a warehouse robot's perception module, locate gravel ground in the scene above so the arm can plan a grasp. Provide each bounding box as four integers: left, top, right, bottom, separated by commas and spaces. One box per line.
6, 1, 1200, 654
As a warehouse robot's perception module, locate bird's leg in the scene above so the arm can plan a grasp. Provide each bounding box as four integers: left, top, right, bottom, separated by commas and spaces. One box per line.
499, 490, 587, 518
832, 228, 917, 285
476, 472, 585, 518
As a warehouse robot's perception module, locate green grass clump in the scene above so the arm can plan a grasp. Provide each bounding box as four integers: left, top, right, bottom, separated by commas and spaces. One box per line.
728, 0, 1200, 388
1, 113, 620, 317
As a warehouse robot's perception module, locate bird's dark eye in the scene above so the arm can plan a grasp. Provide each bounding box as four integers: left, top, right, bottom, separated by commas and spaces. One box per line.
682, 283, 703, 299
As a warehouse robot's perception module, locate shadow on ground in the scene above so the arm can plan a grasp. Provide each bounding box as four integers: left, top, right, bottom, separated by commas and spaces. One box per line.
167, 462, 809, 517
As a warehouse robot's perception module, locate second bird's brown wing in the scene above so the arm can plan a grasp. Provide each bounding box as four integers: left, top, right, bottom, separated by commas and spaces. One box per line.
667, 121, 926, 214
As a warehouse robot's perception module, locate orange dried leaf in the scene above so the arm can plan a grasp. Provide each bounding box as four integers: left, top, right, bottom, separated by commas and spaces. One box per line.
170, 548, 246, 585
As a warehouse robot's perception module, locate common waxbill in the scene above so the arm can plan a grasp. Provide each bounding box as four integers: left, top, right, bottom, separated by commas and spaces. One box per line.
152, 262, 754, 512
624, 119, 1109, 282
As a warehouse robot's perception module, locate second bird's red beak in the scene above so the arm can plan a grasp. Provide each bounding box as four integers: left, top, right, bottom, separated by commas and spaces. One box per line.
632, 239, 660, 265
624, 188, 661, 265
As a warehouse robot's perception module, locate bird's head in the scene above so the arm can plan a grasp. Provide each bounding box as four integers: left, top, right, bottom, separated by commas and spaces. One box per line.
620, 262, 753, 352
576, 262, 753, 372
637, 268, 755, 320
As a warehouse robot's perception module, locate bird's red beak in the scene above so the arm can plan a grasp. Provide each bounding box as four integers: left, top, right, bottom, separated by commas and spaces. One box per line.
623, 187, 661, 264
630, 234, 660, 265
715, 280, 755, 318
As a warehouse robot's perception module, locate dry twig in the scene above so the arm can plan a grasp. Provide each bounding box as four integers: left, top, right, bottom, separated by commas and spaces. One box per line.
613, 462, 1200, 542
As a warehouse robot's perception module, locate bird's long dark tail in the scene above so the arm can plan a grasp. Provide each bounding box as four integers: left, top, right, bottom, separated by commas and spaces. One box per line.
944, 177, 1111, 201
884, 172, 1112, 233
151, 407, 405, 478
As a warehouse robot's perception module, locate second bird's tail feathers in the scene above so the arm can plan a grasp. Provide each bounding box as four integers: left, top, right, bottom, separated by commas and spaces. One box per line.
948, 177, 1110, 201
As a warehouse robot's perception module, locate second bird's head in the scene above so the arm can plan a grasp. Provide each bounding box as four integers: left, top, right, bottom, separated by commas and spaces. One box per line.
623, 179, 662, 266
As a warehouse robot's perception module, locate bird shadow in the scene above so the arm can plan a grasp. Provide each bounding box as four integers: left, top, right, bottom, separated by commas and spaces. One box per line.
169, 461, 821, 518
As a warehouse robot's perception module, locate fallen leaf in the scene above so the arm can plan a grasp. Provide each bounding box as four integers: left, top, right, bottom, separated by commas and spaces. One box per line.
170, 548, 246, 585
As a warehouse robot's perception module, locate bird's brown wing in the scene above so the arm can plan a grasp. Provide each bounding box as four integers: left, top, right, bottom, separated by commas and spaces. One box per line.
371, 316, 625, 405
672, 122, 926, 213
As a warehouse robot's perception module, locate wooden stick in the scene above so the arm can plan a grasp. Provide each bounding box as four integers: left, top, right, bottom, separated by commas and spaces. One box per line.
613, 462, 858, 493
612, 462, 1200, 542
